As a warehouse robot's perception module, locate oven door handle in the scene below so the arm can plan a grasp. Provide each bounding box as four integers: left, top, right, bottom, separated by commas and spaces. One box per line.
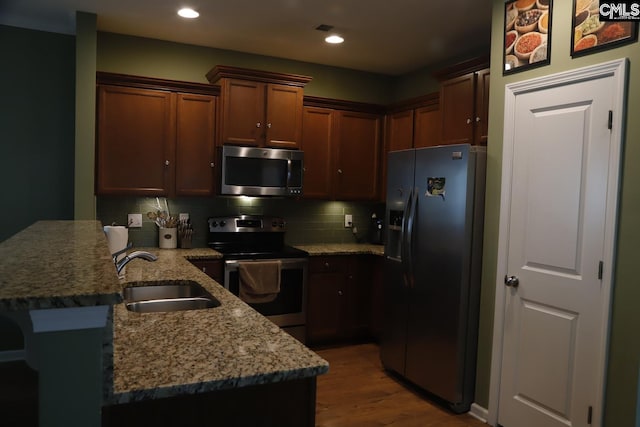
223, 258, 308, 289
224, 258, 308, 270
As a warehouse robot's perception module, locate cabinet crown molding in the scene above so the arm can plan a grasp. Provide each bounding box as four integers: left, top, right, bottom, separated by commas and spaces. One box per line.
206, 65, 312, 87
96, 72, 219, 96
432, 55, 490, 81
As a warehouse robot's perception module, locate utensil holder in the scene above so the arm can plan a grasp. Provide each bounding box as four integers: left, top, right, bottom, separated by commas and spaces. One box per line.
159, 227, 177, 249
179, 233, 192, 249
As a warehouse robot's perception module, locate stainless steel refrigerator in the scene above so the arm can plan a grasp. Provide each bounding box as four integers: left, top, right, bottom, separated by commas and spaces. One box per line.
380, 144, 486, 413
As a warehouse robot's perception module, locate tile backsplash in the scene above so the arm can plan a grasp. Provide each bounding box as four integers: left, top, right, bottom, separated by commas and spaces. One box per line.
97, 196, 385, 248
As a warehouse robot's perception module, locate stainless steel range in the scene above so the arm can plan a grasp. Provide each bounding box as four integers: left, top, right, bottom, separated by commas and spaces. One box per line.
207, 215, 308, 343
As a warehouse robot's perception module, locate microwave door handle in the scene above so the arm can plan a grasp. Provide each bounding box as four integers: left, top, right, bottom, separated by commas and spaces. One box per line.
286, 158, 292, 189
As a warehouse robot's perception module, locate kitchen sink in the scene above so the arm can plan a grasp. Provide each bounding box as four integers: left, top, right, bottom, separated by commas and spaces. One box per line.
123, 280, 221, 313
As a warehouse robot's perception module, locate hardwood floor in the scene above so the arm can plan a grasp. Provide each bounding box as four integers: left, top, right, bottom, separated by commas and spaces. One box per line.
314, 343, 487, 427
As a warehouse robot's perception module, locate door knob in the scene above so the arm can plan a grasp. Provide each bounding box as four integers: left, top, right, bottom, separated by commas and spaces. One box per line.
504, 275, 520, 288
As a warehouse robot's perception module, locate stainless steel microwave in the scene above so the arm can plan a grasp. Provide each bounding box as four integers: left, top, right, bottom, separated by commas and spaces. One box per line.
219, 145, 304, 197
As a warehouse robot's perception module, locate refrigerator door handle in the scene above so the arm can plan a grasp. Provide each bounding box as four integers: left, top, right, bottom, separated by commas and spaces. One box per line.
400, 189, 413, 287
406, 188, 418, 288
404, 188, 417, 288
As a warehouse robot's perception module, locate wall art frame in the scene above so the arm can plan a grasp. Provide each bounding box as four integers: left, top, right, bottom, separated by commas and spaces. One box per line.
503, 0, 552, 75
571, 0, 639, 57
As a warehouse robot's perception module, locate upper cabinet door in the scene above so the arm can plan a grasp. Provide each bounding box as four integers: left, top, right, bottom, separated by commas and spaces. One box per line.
96, 85, 175, 196
175, 93, 217, 196
474, 69, 490, 146
219, 79, 265, 147
301, 107, 334, 198
386, 110, 414, 152
265, 84, 304, 149
208, 66, 311, 149
334, 111, 382, 201
439, 72, 476, 145
413, 104, 441, 148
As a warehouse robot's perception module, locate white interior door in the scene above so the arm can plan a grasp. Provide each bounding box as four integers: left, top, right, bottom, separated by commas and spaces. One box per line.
492, 60, 626, 427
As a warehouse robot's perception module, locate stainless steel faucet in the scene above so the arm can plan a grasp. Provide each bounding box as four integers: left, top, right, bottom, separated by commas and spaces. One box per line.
112, 246, 158, 275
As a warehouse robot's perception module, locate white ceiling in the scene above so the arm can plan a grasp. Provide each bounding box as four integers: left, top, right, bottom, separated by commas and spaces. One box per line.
0, 0, 493, 76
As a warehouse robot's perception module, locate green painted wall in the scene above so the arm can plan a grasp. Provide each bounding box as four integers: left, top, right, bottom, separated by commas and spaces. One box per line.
0, 25, 75, 242
96, 32, 397, 104
475, 1, 640, 425
74, 12, 97, 220
0, 24, 75, 352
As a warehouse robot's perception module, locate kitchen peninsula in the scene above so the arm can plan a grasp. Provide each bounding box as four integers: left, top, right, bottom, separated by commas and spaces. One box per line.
0, 221, 328, 427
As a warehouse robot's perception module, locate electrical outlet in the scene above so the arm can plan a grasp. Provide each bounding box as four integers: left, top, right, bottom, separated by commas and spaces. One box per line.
179, 213, 189, 221
344, 214, 353, 228
128, 213, 142, 228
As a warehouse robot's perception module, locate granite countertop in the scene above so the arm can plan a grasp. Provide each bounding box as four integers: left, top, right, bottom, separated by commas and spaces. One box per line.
0, 221, 328, 405
0, 220, 122, 310
109, 247, 329, 405
294, 243, 384, 256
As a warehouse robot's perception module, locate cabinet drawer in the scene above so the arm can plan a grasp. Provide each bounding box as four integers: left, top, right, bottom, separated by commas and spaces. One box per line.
309, 256, 348, 274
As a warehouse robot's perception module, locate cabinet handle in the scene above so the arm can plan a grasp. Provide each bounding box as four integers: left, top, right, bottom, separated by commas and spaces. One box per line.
256, 122, 261, 128
476, 117, 481, 123
165, 160, 170, 166
202, 267, 207, 273
338, 290, 343, 296
324, 262, 330, 269
466, 118, 472, 124
267, 123, 272, 129
210, 162, 215, 168
338, 169, 343, 174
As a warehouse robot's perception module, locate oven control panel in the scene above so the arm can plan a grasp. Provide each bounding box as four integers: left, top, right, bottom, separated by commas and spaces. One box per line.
208, 215, 286, 233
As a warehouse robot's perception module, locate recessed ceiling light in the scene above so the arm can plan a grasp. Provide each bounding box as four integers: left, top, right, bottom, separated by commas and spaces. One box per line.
178, 8, 199, 19
325, 35, 344, 44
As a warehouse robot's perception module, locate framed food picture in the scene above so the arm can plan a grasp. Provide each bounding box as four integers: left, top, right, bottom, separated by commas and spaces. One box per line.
504, 0, 552, 75
571, 0, 639, 56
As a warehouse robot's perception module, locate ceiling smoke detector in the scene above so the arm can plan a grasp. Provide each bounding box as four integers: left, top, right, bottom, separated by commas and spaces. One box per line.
315, 24, 334, 32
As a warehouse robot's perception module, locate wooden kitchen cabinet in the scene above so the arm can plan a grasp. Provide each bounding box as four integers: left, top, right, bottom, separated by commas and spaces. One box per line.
386, 109, 415, 152
307, 255, 374, 345
207, 65, 311, 149
474, 68, 490, 145
96, 73, 218, 197
301, 107, 334, 198
189, 258, 224, 283
439, 68, 489, 146
413, 103, 441, 148
301, 105, 382, 201
96, 85, 175, 196
333, 111, 382, 200
385, 93, 440, 151
175, 93, 217, 196
381, 92, 440, 201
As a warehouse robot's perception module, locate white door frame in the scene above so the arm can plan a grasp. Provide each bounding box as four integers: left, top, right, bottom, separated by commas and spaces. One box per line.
487, 58, 628, 426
